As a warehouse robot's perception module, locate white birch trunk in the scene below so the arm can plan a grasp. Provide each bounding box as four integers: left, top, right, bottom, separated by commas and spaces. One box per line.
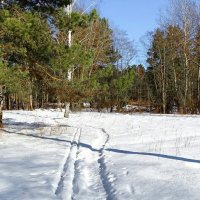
64, 102, 70, 118
0, 103, 3, 128
0, 85, 3, 127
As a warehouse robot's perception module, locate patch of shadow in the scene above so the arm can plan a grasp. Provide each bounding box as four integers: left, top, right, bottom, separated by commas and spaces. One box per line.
105, 148, 200, 164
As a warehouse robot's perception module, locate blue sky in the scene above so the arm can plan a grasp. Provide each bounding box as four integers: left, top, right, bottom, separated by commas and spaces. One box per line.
99, 0, 169, 65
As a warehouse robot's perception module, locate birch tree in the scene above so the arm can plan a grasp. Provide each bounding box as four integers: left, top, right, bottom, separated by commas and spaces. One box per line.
165, 0, 200, 112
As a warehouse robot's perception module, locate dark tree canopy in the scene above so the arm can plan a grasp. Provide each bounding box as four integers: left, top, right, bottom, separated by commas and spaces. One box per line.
2, 0, 71, 12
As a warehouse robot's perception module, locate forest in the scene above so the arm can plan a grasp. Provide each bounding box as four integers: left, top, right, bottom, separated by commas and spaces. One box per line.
0, 0, 200, 118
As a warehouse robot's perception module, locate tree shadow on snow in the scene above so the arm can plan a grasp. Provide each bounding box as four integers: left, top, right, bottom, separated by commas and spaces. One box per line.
4, 118, 49, 129
105, 148, 200, 164
3, 126, 200, 165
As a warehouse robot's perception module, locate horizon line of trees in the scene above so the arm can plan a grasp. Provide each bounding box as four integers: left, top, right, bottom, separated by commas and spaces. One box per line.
137, 0, 200, 114
0, 0, 136, 122
0, 0, 200, 121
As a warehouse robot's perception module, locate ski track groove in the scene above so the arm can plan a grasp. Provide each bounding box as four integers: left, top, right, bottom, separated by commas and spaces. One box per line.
70, 125, 117, 200
5, 119, 117, 200
66, 125, 117, 200
97, 128, 117, 200
55, 127, 81, 199
71, 128, 82, 200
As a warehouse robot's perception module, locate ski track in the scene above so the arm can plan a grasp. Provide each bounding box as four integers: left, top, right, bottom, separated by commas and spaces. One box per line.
71, 126, 117, 200
3, 111, 200, 200
7, 111, 117, 200
55, 127, 81, 200
59, 124, 117, 200
4, 112, 117, 200
98, 128, 117, 200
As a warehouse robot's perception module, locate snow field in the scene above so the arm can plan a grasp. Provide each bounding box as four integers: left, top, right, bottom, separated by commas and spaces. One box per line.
1, 110, 200, 199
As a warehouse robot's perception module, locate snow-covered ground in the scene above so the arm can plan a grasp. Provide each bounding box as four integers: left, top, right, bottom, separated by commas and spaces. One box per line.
1, 110, 200, 200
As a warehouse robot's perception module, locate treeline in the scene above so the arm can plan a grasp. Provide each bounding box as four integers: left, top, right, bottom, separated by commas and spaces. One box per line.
0, 0, 135, 113
1, 0, 200, 115
128, 0, 200, 114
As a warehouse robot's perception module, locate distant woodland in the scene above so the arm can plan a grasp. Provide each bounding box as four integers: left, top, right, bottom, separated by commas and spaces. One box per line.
0, 0, 200, 115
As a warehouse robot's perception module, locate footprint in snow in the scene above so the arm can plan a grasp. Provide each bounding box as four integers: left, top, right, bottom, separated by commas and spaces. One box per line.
29, 172, 40, 176
123, 170, 129, 176
108, 174, 116, 182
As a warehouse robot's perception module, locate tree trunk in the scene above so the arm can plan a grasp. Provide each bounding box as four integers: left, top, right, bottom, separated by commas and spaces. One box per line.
46, 93, 49, 104
8, 96, 11, 110
183, 67, 189, 113
29, 94, 33, 111
197, 65, 200, 113
0, 85, 3, 128
161, 63, 166, 114
159, 47, 166, 114
57, 98, 62, 112
64, 102, 70, 118
41, 92, 44, 108
0, 105, 3, 128
173, 63, 178, 95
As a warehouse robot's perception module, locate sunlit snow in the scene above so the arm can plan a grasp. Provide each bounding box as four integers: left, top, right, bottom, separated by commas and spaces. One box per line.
0, 110, 200, 200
